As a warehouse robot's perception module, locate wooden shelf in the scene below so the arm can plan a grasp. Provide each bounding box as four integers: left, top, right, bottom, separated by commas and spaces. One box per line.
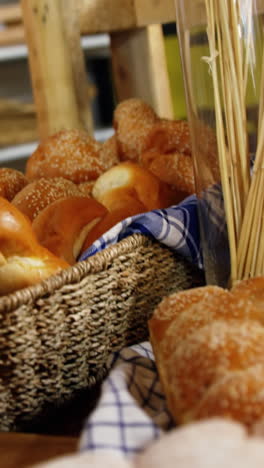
0, 0, 177, 47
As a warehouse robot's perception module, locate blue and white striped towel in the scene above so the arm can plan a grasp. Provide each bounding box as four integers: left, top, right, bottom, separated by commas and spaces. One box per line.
79, 195, 203, 269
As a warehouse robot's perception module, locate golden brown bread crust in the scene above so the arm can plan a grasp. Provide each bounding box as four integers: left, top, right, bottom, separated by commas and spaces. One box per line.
32, 196, 108, 264
140, 118, 192, 156
141, 150, 195, 195
99, 134, 120, 170
12, 177, 83, 221
149, 281, 264, 429
81, 196, 147, 254
0, 197, 68, 295
114, 98, 158, 162
232, 277, 264, 312
25, 129, 104, 183
113, 99, 195, 198
97, 188, 147, 213
0, 168, 28, 201
77, 181, 95, 197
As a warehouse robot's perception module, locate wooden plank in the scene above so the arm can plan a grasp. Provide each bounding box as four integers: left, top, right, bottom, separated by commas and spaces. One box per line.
0, 432, 77, 468
0, 25, 24, 46
111, 24, 174, 119
134, 0, 175, 27
4, 0, 264, 39
80, 0, 264, 31
0, 4, 22, 25
79, 0, 136, 34
21, 0, 92, 141
61, 2, 94, 135
175, 0, 264, 30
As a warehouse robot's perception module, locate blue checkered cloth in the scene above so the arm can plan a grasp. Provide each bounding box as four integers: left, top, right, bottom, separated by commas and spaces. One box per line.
77, 196, 203, 456
78, 195, 203, 269
79, 342, 173, 456
76, 189, 229, 459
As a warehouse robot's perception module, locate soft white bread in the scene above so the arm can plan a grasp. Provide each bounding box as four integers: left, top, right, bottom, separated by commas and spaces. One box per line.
149, 280, 264, 429
0, 197, 68, 295
92, 161, 178, 211
136, 418, 264, 468
32, 196, 108, 265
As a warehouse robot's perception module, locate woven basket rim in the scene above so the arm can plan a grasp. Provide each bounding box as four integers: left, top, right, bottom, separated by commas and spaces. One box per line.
0, 233, 157, 311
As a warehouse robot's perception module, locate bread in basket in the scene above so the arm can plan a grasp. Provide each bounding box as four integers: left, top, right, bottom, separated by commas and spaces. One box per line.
0, 232, 202, 431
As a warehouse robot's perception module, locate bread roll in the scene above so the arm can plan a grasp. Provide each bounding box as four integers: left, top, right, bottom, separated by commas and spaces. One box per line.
0, 197, 68, 295
12, 177, 83, 221
140, 118, 192, 156
92, 161, 177, 211
77, 181, 95, 197
96, 187, 147, 213
113, 98, 158, 162
99, 134, 120, 170
81, 196, 146, 253
25, 129, 104, 183
140, 150, 195, 195
32, 196, 108, 264
0, 168, 28, 201
149, 281, 264, 429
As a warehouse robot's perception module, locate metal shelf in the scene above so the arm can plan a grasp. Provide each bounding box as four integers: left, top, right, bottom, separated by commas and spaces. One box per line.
0, 34, 110, 62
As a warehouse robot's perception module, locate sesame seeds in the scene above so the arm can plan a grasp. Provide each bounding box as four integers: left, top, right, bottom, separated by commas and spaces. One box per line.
114, 98, 158, 161
12, 177, 82, 221
25, 129, 104, 184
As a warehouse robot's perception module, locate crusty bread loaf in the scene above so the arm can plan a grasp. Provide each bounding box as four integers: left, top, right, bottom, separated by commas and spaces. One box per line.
149, 279, 264, 429
0, 197, 68, 295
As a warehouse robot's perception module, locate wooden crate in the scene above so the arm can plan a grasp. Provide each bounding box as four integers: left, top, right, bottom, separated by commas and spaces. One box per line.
19, 0, 177, 140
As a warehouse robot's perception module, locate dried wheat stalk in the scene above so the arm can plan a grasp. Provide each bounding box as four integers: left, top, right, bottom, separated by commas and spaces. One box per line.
204, 0, 263, 285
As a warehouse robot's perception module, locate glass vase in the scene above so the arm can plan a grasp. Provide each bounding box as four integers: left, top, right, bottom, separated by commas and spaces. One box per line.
175, 0, 264, 287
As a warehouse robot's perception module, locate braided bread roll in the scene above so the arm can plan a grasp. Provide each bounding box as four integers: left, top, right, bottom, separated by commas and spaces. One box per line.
148, 278, 264, 429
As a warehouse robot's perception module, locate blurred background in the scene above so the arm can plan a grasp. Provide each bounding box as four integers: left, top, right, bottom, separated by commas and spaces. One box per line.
0, 0, 186, 171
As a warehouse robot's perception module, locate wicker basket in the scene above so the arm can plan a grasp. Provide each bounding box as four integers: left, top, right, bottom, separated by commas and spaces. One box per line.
0, 233, 203, 431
